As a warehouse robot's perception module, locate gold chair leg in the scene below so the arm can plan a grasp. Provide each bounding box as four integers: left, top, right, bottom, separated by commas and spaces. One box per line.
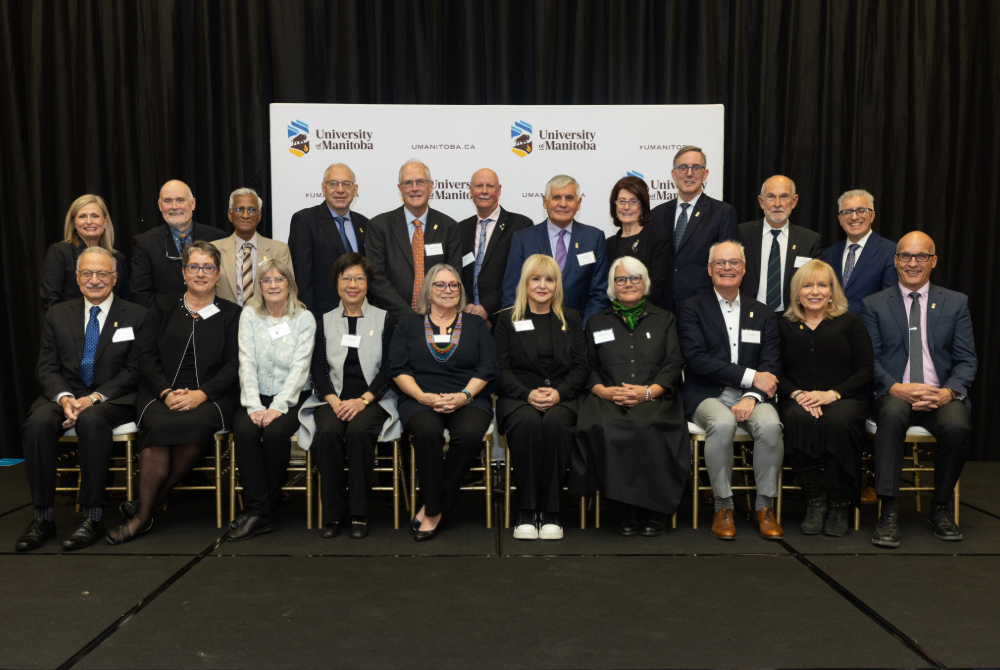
672, 511, 677, 529
954, 479, 960, 526
392, 440, 400, 529
854, 506, 860, 531
306, 448, 313, 530
126, 440, 134, 501
484, 441, 492, 529
776, 468, 784, 525
229, 440, 237, 523
75, 471, 82, 513
595, 490, 600, 529
410, 441, 417, 521
912, 443, 922, 512
580, 493, 585, 529
317, 472, 323, 527
215, 437, 223, 528
691, 438, 700, 529
504, 442, 511, 529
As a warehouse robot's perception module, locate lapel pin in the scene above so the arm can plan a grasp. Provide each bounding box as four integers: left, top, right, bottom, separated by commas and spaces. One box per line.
792, 245, 797, 250
749, 312, 753, 318
499, 223, 506, 231
561, 324, 566, 331
575, 242, 579, 248
359, 227, 364, 233
114, 322, 118, 327
800, 324, 804, 329
695, 211, 701, 217
631, 240, 639, 251
931, 303, 936, 309
433, 224, 438, 230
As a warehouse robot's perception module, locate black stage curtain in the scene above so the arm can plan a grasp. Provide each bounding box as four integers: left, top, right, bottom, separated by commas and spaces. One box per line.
2, 1, 998, 458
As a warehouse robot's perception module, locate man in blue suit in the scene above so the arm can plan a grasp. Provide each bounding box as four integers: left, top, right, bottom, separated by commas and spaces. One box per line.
501, 175, 609, 324
861, 231, 977, 549
821, 189, 896, 313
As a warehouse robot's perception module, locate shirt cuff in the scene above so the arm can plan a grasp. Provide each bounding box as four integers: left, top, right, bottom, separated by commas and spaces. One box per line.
740, 368, 757, 389
97, 393, 107, 403
54, 392, 73, 403
742, 391, 763, 404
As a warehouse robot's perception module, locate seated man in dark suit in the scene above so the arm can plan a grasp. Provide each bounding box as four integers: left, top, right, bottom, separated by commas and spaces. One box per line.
129, 179, 226, 308
739, 175, 823, 313
288, 163, 369, 315
862, 231, 977, 548
821, 189, 896, 314
650, 145, 739, 314
501, 175, 609, 324
17, 247, 146, 551
366, 159, 462, 322
677, 240, 784, 541
459, 168, 533, 327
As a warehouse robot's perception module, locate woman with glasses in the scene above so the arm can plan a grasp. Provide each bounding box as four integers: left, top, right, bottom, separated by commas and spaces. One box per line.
228, 258, 315, 541
388, 264, 498, 542
605, 177, 669, 305
107, 241, 240, 544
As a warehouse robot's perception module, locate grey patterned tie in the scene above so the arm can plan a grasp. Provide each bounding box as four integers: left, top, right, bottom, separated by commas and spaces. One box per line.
842, 243, 860, 285
908, 292, 924, 383
674, 202, 691, 252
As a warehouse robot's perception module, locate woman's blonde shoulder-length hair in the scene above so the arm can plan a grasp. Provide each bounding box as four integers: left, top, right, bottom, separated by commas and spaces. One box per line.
512, 254, 567, 329
245, 257, 307, 318
416, 263, 467, 315
63, 194, 116, 252
784, 259, 848, 322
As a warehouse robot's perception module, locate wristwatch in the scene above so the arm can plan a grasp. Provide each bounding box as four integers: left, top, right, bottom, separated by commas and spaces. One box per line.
832, 391, 842, 401
362, 398, 370, 406
461, 389, 473, 405
88, 393, 102, 405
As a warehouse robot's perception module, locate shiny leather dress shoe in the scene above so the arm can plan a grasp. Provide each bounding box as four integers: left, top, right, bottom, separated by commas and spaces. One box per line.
618, 517, 641, 536
229, 512, 251, 531
640, 517, 666, 537
226, 515, 274, 541
871, 511, 901, 548
755, 506, 784, 540
414, 517, 443, 542
350, 518, 369, 540
321, 520, 344, 539
711, 508, 737, 540
410, 516, 421, 535
927, 505, 963, 541
62, 518, 106, 550
15, 518, 56, 552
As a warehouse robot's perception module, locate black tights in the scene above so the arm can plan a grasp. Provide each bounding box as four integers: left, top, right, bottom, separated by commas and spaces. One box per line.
109, 443, 204, 539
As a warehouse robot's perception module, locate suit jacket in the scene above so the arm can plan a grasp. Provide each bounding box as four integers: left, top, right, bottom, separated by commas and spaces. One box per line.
650, 194, 739, 314
458, 207, 533, 318
130, 222, 227, 308
366, 206, 461, 322
39, 241, 129, 311
287, 203, 370, 315
676, 289, 780, 417
35, 297, 147, 407
821, 232, 897, 314
501, 220, 610, 324
860, 283, 977, 405
739, 219, 823, 308
213, 232, 294, 305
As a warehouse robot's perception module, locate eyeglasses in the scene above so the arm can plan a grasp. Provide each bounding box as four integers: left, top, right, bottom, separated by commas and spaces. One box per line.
339, 275, 368, 284
431, 282, 460, 292
260, 276, 287, 285
323, 180, 355, 189
616, 198, 640, 208
763, 194, 794, 203
400, 179, 430, 189
614, 276, 643, 286
232, 206, 258, 215
711, 259, 744, 269
77, 270, 115, 279
673, 165, 705, 175
896, 253, 935, 264
838, 207, 874, 217
184, 264, 218, 275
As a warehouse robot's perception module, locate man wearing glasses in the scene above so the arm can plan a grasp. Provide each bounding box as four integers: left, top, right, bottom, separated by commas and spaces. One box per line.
130, 180, 226, 308
821, 189, 896, 314
289, 163, 370, 316
214, 188, 292, 307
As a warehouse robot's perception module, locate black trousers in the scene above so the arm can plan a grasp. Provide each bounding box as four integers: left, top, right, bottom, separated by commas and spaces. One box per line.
22, 397, 135, 508
873, 395, 971, 502
409, 406, 492, 517
233, 392, 310, 516
312, 401, 389, 521
503, 404, 576, 513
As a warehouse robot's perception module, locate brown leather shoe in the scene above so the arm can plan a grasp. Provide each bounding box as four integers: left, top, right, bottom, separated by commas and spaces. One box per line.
711, 508, 736, 540
860, 487, 877, 505
755, 506, 784, 540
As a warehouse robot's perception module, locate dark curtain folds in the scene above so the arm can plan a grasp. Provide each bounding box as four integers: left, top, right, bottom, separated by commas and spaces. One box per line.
2, 0, 998, 459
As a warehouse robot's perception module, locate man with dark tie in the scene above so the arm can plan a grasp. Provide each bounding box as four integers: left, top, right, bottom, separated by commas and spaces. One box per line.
739, 175, 823, 313
650, 145, 739, 314
366, 159, 462, 322
821, 189, 896, 314
862, 231, 977, 548
130, 180, 226, 308
17, 248, 146, 551
458, 168, 532, 327
501, 175, 609, 324
288, 163, 370, 315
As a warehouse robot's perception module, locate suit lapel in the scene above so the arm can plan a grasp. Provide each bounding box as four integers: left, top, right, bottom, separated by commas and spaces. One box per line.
481, 208, 509, 268
93, 300, 126, 363
847, 233, 880, 287
886, 285, 909, 355
219, 235, 239, 298
925, 285, 942, 358
783, 224, 804, 299
748, 220, 764, 279
737, 295, 755, 364
352, 213, 366, 254
563, 223, 582, 278
70, 299, 86, 360
702, 291, 729, 343
831, 240, 846, 284
317, 205, 347, 256
159, 225, 184, 278
388, 209, 415, 269
677, 196, 709, 253
518, 316, 543, 375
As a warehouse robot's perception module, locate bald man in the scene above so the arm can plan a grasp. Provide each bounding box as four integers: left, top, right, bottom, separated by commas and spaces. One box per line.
130, 180, 226, 307
458, 169, 533, 325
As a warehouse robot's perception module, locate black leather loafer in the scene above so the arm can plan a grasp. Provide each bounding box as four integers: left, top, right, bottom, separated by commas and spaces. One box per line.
61, 518, 106, 550
350, 518, 369, 540
871, 511, 901, 548
15, 518, 56, 552
927, 506, 963, 541
618, 518, 641, 536
229, 512, 251, 531
321, 520, 344, 539
640, 517, 666, 537
227, 515, 275, 541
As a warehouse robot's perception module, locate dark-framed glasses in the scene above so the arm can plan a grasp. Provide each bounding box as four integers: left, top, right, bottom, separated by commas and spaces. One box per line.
431, 282, 460, 292
673, 164, 705, 175
711, 259, 744, 269
184, 264, 218, 275
232, 206, 258, 215
400, 179, 430, 189
614, 275, 643, 286
323, 180, 355, 189
339, 275, 368, 284
77, 270, 115, 279
896, 252, 935, 264
616, 198, 640, 208
838, 207, 874, 217
260, 276, 287, 286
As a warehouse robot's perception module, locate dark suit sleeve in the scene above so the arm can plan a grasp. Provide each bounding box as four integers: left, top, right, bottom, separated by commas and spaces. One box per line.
138, 299, 171, 398
750, 310, 781, 399
943, 296, 977, 398
130, 235, 156, 309
582, 318, 603, 390
652, 315, 684, 395
832, 314, 874, 399
861, 296, 896, 398
471, 316, 498, 383
367, 220, 414, 322
388, 317, 414, 379
501, 232, 526, 309
39, 245, 69, 311
645, 227, 670, 306
880, 246, 897, 289
113, 251, 131, 301
807, 233, 824, 259
288, 212, 315, 311
93, 308, 146, 401
717, 205, 739, 242
36, 308, 72, 400
554, 312, 589, 402
445, 223, 463, 277
583, 234, 610, 324
495, 313, 531, 401
676, 299, 749, 388
199, 309, 241, 402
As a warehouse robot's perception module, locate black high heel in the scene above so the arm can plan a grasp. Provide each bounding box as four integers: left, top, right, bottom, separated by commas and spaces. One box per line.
414, 517, 443, 542
105, 518, 153, 545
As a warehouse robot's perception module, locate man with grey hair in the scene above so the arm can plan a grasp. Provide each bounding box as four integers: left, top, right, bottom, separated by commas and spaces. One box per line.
215, 187, 293, 306
500, 174, 609, 324
677, 240, 784, 540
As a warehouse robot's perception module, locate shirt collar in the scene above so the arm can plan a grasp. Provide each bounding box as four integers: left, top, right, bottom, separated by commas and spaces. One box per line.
169, 223, 193, 240
236, 233, 258, 250
899, 282, 930, 299
327, 205, 352, 223
547, 219, 573, 238
479, 206, 501, 225
764, 220, 789, 238
678, 192, 701, 213
404, 207, 429, 227
849, 229, 874, 249
714, 289, 740, 309
85, 292, 115, 314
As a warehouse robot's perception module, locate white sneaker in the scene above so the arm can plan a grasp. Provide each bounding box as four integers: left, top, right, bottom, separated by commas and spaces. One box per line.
513, 523, 539, 540
539, 522, 563, 540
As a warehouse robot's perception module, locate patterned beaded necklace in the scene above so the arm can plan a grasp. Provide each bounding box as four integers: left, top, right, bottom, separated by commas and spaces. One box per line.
424, 313, 462, 362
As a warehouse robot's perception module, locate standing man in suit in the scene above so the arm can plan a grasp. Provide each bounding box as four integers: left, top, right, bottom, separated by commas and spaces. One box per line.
501, 175, 609, 324
459, 168, 533, 327
214, 188, 293, 306
17, 247, 146, 551
366, 159, 461, 322
650, 145, 739, 314
130, 180, 226, 308
821, 189, 896, 314
288, 163, 369, 315
862, 232, 977, 548
739, 175, 823, 312
677, 240, 784, 541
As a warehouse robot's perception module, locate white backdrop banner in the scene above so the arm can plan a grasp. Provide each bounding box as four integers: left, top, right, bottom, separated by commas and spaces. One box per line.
269, 104, 725, 243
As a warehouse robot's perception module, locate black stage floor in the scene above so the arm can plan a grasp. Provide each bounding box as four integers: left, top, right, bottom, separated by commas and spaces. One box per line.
2, 462, 999, 669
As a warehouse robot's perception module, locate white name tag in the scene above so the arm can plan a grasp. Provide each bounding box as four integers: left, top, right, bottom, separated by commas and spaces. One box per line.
794, 256, 811, 268
112, 327, 134, 342
577, 251, 596, 266
425, 243, 444, 256
340, 333, 361, 348
197, 303, 220, 319
593, 328, 615, 344
462, 252, 475, 267
433, 334, 451, 344
268, 322, 292, 340
741, 329, 761, 344
513, 320, 535, 332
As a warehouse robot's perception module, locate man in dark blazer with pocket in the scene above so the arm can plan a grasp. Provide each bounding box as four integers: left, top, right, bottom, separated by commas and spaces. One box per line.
17, 247, 146, 552
862, 231, 977, 549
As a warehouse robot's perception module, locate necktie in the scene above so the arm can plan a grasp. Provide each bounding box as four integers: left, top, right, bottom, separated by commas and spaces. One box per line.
79, 305, 100, 387
555, 229, 568, 273
411, 220, 424, 311
908, 292, 924, 384
334, 216, 354, 253
842, 243, 860, 285
242, 242, 254, 304
472, 219, 490, 304
177, 233, 190, 255
765, 229, 782, 310
674, 202, 691, 251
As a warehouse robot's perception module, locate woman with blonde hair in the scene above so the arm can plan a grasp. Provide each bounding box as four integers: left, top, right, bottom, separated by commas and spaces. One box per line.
777, 259, 873, 537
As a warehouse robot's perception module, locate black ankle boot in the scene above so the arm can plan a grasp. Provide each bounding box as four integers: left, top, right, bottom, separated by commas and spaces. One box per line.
793, 463, 827, 535
823, 502, 850, 537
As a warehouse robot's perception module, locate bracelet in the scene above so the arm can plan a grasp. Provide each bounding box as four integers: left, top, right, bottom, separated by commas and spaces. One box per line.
644, 386, 652, 402
461, 389, 473, 405
791, 390, 803, 400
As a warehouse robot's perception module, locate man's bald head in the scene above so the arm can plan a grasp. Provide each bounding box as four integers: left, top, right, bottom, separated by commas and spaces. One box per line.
895, 230, 938, 291
470, 168, 502, 219
758, 175, 799, 228
897, 230, 936, 255
158, 180, 196, 231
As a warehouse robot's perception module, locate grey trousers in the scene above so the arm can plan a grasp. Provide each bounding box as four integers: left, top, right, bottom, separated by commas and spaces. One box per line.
693, 397, 783, 499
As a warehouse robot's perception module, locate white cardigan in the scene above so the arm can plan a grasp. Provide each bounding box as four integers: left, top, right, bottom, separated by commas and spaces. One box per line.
238, 307, 316, 414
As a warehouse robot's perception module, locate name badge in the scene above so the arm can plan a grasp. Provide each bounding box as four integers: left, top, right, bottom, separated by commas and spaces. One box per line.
741, 329, 761, 344
593, 328, 615, 344
341, 333, 361, 348
577, 251, 596, 266
269, 322, 292, 340
793, 256, 811, 268
462, 252, 475, 267
425, 243, 444, 256
513, 320, 535, 332
197, 303, 221, 319
112, 327, 134, 342
433, 334, 451, 344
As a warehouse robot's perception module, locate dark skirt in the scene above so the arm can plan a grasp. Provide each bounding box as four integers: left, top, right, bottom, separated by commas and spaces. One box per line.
777, 397, 866, 483
137, 399, 226, 453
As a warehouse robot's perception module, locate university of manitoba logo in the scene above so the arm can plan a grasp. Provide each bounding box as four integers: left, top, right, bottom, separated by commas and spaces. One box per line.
288, 120, 309, 157
511, 120, 532, 157
626, 170, 645, 179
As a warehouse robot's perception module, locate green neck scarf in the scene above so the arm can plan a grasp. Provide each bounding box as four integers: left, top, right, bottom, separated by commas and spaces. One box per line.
612, 298, 646, 330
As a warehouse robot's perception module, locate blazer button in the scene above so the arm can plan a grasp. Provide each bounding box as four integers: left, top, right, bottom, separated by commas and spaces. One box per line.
545, 379, 550, 385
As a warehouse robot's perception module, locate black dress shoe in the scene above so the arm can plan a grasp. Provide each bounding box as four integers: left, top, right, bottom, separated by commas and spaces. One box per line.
15, 518, 56, 552
927, 505, 963, 541
800, 500, 828, 535
227, 515, 275, 541
871, 511, 901, 548
640, 516, 666, 537
410, 516, 422, 535
823, 505, 850, 538
229, 512, 251, 531
350, 518, 369, 540
62, 518, 106, 550
321, 520, 344, 539
619, 506, 646, 536
414, 517, 443, 542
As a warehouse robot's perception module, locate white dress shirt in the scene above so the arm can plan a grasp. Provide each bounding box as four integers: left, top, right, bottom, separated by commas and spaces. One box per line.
474, 205, 501, 257
756, 222, 789, 310
235, 233, 258, 306
56, 293, 115, 402
840, 229, 873, 275
714, 290, 761, 403
674, 192, 702, 231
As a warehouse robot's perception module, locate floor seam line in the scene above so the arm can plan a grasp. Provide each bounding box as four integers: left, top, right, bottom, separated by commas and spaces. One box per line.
0, 502, 33, 520
959, 500, 1000, 521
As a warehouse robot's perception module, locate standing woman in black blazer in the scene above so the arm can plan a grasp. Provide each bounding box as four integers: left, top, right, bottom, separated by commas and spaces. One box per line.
495, 254, 587, 541
604, 177, 670, 306
107, 241, 241, 544
40, 195, 129, 310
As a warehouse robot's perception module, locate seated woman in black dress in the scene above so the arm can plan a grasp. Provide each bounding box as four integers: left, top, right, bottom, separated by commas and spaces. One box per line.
40, 194, 129, 310
777, 259, 874, 537
107, 241, 241, 544
389, 263, 498, 542
495, 254, 587, 541
604, 176, 669, 305
571, 256, 689, 536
